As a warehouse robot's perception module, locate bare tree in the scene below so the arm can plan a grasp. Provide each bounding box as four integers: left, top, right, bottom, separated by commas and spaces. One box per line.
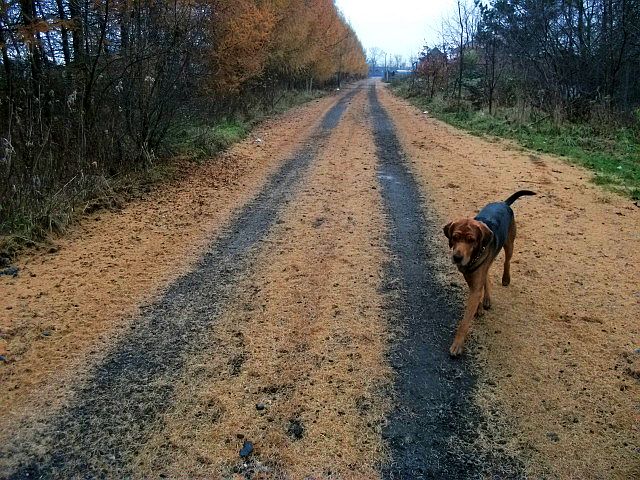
393, 54, 404, 69
367, 46, 383, 71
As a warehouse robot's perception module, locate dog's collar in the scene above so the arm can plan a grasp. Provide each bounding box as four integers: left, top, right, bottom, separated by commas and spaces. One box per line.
460, 244, 490, 274
470, 245, 487, 266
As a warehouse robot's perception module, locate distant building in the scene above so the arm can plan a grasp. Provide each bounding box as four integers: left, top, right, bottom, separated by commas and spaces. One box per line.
417, 47, 447, 71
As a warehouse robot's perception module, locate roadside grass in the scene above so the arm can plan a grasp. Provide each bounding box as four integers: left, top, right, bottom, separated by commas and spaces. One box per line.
167, 120, 250, 160
390, 80, 640, 200
269, 88, 327, 115
0, 89, 327, 258
167, 89, 327, 161
0, 161, 182, 258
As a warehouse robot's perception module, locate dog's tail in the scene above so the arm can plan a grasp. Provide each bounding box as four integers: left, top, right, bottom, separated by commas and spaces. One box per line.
504, 190, 536, 206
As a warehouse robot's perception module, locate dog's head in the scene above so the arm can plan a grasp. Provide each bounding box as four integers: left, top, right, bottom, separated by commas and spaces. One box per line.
443, 218, 493, 268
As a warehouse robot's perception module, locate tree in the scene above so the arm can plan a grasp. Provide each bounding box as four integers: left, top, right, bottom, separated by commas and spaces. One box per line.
207, 0, 275, 95
0, 0, 368, 235
415, 0, 640, 119
393, 54, 404, 69
367, 46, 383, 72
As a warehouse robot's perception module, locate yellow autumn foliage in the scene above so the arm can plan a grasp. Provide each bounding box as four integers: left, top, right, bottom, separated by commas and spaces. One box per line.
207, 0, 366, 94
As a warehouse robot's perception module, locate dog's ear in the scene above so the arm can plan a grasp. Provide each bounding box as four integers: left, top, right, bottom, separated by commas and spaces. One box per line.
443, 221, 457, 248
443, 221, 454, 240
477, 222, 493, 248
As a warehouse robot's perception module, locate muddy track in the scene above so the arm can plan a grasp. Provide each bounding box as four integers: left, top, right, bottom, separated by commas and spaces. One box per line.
369, 84, 484, 478
6, 88, 359, 479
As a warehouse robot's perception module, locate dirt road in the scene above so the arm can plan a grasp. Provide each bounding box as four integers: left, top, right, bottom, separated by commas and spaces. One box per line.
1, 80, 638, 479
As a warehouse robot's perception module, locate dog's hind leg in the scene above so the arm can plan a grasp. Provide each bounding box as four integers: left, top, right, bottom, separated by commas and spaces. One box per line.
502, 220, 516, 286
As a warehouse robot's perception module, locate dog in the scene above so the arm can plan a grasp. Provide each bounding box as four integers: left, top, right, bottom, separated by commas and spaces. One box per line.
443, 190, 535, 356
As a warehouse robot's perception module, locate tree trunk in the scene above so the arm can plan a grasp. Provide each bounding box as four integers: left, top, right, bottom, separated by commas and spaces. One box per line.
120, 0, 131, 54
55, 0, 71, 65
83, 0, 110, 114
0, 17, 13, 95
19, 0, 44, 85
68, 0, 85, 65
457, 0, 464, 101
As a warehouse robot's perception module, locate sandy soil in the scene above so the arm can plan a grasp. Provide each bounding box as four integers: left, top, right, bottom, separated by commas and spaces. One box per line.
378, 83, 640, 479
0, 92, 341, 467
133, 85, 391, 479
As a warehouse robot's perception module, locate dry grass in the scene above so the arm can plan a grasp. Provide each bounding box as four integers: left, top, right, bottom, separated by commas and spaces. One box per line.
133, 89, 392, 478
0, 94, 340, 473
381, 83, 640, 479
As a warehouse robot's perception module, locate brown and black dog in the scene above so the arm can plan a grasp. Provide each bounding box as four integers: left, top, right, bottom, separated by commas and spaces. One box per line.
443, 190, 535, 356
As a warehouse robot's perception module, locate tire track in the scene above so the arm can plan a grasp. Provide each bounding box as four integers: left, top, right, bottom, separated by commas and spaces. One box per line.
369, 82, 484, 479
5, 86, 360, 480
132, 88, 390, 478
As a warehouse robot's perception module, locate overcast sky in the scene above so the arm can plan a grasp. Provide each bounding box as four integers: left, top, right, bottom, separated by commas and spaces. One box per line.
334, 0, 458, 62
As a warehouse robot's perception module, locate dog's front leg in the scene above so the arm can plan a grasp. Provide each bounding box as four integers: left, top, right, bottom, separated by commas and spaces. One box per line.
483, 273, 492, 310
450, 273, 483, 356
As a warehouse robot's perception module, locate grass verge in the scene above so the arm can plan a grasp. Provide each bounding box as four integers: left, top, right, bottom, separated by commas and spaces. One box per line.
389, 79, 640, 200
167, 120, 250, 160
0, 89, 327, 258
